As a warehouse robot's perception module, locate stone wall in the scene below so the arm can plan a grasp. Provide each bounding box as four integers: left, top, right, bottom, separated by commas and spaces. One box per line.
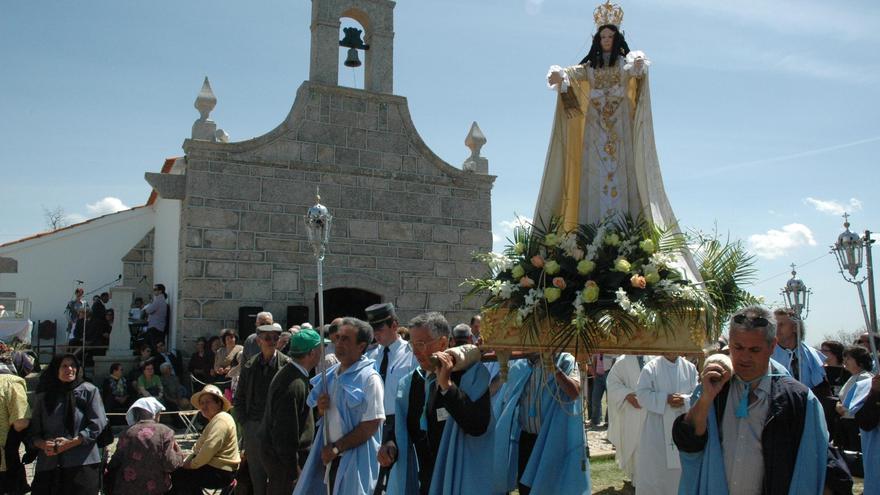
122, 229, 154, 303
175, 82, 495, 340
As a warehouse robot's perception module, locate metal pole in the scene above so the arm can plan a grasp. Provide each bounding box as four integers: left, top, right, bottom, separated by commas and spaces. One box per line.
865, 230, 878, 335
855, 283, 880, 374
317, 257, 332, 495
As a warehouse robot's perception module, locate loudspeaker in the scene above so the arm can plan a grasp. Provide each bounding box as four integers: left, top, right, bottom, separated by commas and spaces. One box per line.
238, 306, 263, 340
286, 305, 309, 330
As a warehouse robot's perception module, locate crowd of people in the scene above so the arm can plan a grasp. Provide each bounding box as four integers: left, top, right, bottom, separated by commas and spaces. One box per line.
1, 300, 879, 495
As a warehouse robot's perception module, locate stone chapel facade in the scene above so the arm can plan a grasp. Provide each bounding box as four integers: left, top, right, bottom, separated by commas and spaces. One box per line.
146, 0, 495, 342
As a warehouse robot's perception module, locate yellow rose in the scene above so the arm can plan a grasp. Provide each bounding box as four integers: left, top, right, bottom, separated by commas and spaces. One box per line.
604, 233, 621, 246
513, 242, 526, 254
645, 270, 660, 284
583, 281, 600, 303
511, 265, 525, 279
545, 287, 562, 303
544, 260, 561, 275
577, 259, 596, 275
613, 257, 631, 273
544, 233, 560, 247
639, 239, 655, 254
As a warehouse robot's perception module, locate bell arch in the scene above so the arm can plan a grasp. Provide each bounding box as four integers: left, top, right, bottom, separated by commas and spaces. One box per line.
309, 0, 395, 93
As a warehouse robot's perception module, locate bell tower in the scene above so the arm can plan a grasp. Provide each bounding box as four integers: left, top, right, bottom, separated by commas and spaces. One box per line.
309, 0, 395, 94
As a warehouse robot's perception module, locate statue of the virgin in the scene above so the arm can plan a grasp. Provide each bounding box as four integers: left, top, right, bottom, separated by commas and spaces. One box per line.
534, 1, 701, 282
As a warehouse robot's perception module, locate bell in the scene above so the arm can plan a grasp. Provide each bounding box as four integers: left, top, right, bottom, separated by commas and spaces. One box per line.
344, 47, 361, 68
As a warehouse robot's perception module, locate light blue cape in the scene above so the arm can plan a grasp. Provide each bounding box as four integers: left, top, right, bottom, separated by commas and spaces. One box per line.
491, 354, 590, 494
387, 362, 494, 495
848, 378, 878, 495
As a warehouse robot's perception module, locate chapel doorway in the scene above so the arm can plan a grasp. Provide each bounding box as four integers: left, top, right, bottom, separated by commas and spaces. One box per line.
314, 288, 381, 324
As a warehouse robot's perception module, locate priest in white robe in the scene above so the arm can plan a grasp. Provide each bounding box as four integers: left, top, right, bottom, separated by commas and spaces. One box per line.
606, 354, 652, 485
635, 353, 697, 495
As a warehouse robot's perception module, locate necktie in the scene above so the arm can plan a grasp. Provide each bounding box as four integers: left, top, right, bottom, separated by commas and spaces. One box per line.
379, 346, 390, 381
636, 355, 645, 369
420, 372, 436, 431
735, 380, 752, 418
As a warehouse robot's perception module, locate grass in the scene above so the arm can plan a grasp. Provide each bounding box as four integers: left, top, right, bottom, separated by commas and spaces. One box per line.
589, 457, 635, 494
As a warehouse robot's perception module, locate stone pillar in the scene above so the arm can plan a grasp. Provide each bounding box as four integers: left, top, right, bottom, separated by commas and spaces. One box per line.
310, 1, 341, 86
93, 286, 138, 379
364, 29, 393, 93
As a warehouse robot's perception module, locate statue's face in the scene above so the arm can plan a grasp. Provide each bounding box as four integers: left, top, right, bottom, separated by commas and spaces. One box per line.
600, 28, 615, 53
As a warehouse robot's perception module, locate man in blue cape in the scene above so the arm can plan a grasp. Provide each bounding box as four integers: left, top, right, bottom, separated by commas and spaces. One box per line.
852, 373, 880, 495
492, 353, 589, 494
378, 312, 493, 495
294, 318, 384, 495
672, 306, 829, 495
771, 308, 828, 394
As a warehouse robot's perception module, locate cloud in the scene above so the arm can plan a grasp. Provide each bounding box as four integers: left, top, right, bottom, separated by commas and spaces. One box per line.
494, 215, 532, 250
804, 197, 862, 216
748, 223, 816, 259
498, 216, 533, 232
86, 197, 130, 216
525, 0, 544, 16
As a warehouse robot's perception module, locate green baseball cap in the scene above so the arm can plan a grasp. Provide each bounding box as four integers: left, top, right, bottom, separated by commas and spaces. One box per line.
288, 329, 331, 355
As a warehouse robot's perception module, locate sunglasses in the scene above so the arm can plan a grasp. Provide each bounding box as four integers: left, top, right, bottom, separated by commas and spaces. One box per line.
732, 314, 770, 328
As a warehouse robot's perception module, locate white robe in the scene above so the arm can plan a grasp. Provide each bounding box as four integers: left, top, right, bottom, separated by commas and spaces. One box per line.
634, 356, 698, 495
606, 355, 652, 483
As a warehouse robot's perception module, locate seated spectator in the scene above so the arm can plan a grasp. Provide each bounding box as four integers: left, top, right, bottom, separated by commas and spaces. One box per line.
104, 397, 184, 495
137, 363, 164, 400
188, 337, 214, 387
208, 336, 222, 354
159, 362, 188, 410
834, 345, 874, 451
170, 385, 240, 494
102, 363, 131, 424
213, 329, 243, 385
155, 340, 182, 377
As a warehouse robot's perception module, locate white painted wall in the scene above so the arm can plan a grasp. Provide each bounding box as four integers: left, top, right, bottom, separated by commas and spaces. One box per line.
0, 207, 156, 344
153, 195, 181, 350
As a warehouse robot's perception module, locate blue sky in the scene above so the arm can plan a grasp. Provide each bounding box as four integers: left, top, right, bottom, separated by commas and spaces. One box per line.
3, 0, 879, 345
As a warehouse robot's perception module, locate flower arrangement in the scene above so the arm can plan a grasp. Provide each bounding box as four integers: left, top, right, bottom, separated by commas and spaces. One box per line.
468, 214, 716, 353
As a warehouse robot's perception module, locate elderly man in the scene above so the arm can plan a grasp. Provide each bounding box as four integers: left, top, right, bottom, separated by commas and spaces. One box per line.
243, 311, 274, 363
380, 312, 493, 495
451, 323, 474, 347
673, 306, 828, 494
234, 322, 291, 495
295, 318, 384, 495
258, 329, 328, 495
492, 353, 587, 494
771, 308, 827, 392
365, 303, 417, 492
606, 354, 652, 486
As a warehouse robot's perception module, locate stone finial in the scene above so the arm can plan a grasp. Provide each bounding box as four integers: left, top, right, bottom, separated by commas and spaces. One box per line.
462, 121, 488, 174
191, 77, 227, 142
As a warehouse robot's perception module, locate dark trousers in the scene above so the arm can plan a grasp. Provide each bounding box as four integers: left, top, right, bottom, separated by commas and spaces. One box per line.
170, 465, 235, 495
517, 431, 539, 495
328, 457, 341, 494
31, 464, 100, 495
262, 449, 307, 495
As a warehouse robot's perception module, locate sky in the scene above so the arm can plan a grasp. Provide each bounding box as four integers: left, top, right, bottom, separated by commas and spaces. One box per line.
3, 0, 879, 345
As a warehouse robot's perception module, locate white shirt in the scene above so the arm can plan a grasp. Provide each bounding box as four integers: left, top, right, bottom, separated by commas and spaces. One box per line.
326, 364, 385, 443
375, 337, 417, 416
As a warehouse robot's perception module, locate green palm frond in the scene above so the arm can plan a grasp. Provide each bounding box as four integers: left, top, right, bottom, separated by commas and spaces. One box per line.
691, 230, 759, 331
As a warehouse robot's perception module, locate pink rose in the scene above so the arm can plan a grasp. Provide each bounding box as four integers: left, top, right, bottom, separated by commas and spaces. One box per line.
132, 450, 143, 461
123, 467, 137, 482
146, 480, 157, 493
520, 276, 535, 288
137, 426, 155, 441
630, 274, 647, 289
530, 255, 545, 268
552, 277, 567, 289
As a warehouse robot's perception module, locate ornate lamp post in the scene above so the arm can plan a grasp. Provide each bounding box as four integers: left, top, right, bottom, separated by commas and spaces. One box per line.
305, 191, 333, 477
831, 213, 879, 372
780, 264, 811, 374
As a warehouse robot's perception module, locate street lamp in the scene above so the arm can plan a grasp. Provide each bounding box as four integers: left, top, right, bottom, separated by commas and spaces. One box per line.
831, 213, 879, 373
780, 264, 811, 380
304, 190, 333, 477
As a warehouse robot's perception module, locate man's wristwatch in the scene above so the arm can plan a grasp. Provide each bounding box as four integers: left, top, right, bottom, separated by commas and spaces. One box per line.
331, 443, 340, 456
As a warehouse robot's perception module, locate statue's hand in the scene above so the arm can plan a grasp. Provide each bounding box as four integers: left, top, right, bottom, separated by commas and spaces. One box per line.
548, 70, 564, 87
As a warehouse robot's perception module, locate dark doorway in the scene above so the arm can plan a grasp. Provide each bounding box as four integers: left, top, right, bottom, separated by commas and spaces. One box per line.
314, 288, 381, 324
238, 306, 263, 340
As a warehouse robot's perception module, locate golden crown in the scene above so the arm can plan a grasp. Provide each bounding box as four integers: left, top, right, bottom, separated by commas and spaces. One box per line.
593, 1, 624, 28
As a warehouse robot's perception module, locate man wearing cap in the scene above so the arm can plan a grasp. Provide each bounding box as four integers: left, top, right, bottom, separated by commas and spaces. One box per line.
258, 329, 328, 495
242, 311, 274, 364
234, 322, 291, 495
295, 317, 384, 495
366, 303, 417, 493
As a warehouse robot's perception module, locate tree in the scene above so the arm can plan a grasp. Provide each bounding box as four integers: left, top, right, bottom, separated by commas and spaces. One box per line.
821, 326, 865, 346
42, 205, 68, 230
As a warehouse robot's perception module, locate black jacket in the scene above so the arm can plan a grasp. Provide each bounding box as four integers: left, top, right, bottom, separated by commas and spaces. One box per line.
258, 362, 314, 461
234, 351, 291, 423
672, 375, 811, 495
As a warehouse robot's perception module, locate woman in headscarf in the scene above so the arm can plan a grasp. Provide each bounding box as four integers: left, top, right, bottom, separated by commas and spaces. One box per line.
29, 353, 108, 495
104, 397, 184, 495
169, 384, 240, 494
